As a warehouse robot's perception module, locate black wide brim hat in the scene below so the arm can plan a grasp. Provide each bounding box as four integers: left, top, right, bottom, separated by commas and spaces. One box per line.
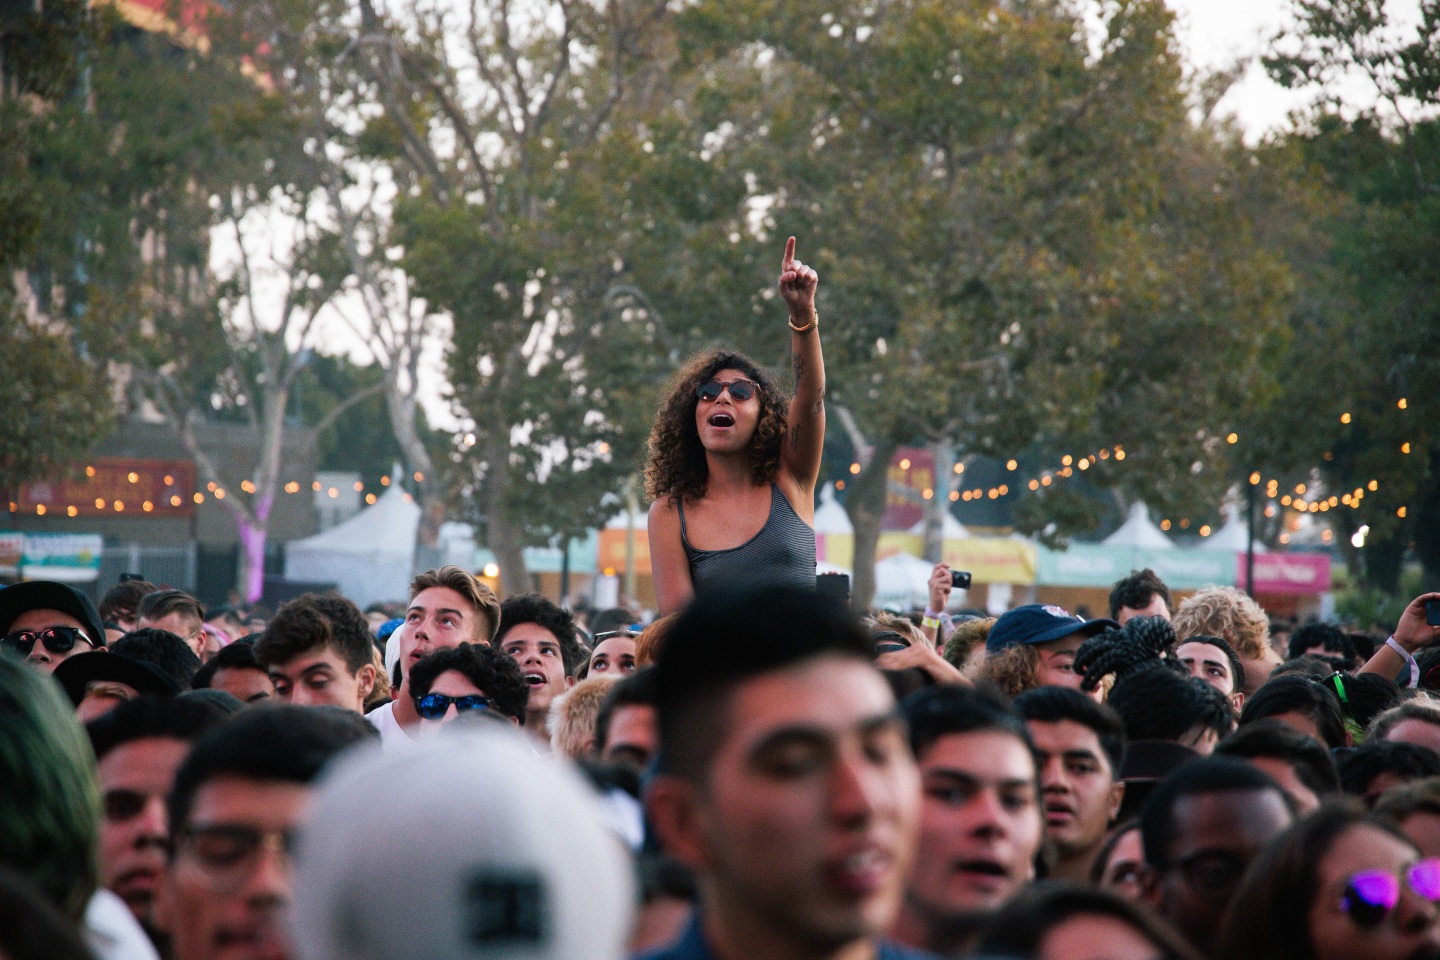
52, 651, 182, 706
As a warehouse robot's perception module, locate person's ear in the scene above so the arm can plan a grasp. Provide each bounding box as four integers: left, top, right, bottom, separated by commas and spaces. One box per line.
1140, 863, 1164, 910
1231, 690, 1246, 713
357, 663, 377, 703
1107, 780, 1126, 823
647, 775, 712, 871
564, 675, 576, 690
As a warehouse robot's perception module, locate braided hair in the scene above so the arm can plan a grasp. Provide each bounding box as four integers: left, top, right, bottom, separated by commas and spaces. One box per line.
1075, 615, 1176, 692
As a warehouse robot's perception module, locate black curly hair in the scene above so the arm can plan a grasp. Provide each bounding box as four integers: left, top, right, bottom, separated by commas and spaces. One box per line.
408, 643, 530, 726
643, 350, 789, 505
494, 594, 586, 676
1075, 615, 1176, 692
1107, 660, 1234, 745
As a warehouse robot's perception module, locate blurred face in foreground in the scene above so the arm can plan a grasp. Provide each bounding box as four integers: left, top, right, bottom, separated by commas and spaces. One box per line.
650, 655, 920, 953
98, 737, 190, 927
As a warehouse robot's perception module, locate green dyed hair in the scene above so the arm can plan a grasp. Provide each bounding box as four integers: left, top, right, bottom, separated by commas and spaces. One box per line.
0, 654, 101, 921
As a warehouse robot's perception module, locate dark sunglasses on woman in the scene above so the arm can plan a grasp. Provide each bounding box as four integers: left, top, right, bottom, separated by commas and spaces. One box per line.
413, 692, 489, 721
695, 379, 757, 403
1340, 858, 1440, 929
0, 626, 97, 657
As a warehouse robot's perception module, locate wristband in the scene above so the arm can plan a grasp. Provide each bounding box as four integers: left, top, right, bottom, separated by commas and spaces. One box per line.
1387, 636, 1420, 689
922, 616, 942, 630
788, 312, 818, 333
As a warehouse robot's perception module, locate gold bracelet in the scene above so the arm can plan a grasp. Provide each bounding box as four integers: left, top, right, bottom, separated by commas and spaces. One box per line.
788, 312, 818, 333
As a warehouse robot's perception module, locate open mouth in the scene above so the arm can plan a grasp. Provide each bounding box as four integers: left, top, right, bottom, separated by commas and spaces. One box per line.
707, 412, 735, 427
524, 673, 546, 687
1044, 802, 1076, 821
956, 858, 1009, 881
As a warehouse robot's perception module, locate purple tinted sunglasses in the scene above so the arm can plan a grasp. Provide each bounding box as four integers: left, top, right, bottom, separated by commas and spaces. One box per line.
1340, 858, 1440, 929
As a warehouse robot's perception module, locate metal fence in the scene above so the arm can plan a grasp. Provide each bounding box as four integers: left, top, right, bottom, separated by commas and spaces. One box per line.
97, 543, 198, 595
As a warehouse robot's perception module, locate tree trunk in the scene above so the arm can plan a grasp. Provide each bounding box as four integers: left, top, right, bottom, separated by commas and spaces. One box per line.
845, 438, 898, 609
1363, 529, 1406, 595
236, 517, 267, 603
923, 439, 954, 563
482, 427, 530, 596
384, 373, 441, 548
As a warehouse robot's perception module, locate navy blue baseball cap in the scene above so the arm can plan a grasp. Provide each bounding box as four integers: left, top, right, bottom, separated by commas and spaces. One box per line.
985, 603, 1118, 654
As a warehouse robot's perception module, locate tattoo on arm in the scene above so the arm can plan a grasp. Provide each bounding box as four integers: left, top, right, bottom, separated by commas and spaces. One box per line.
789, 423, 802, 451
792, 352, 805, 383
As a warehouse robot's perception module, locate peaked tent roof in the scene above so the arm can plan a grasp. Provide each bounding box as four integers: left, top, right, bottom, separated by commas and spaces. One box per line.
287, 485, 421, 556
815, 484, 853, 535
1102, 501, 1175, 550
1204, 503, 1268, 553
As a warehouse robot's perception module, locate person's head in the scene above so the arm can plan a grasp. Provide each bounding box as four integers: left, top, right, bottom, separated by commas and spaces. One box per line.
1273, 653, 1354, 679
292, 728, 636, 960
0, 654, 100, 922
1110, 569, 1174, 624
100, 578, 160, 632
896, 684, 1044, 944
1108, 662, 1234, 755
1376, 778, 1440, 859
495, 594, 584, 723
943, 616, 994, 672
1175, 635, 1245, 710
1339, 741, 1440, 807
190, 640, 275, 704
1289, 622, 1359, 666
52, 645, 184, 723
86, 695, 241, 926
548, 676, 620, 759
1215, 800, 1440, 960
1014, 687, 1127, 871
1172, 586, 1270, 662
1139, 757, 1295, 958
1372, 700, 1440, 756
1324, 671, 1402, 745
406, 641, 529, 728
254, 594, 377, 713
974, 881, 1204, 960
643, 350, 789, 503
1240, 675, 1349, 749
0, 580, 106, 672
1093, 820, 1145, 898
204, 606, 249, 646
983, 604, 1118, 698
1214, 719, 1341, 813
158, 705, 377, 960
587, 631, 638, 677
393, 566, 501, 688
646, 583, 918, 954
633, 613, 676, 668
594, 665, 659, 770
112, 627, 204, 692
139, 589, 207, 659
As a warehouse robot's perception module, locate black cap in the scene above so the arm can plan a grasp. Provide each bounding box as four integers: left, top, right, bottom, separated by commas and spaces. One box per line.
0, 581, 106, 649
52, 651, 183, 705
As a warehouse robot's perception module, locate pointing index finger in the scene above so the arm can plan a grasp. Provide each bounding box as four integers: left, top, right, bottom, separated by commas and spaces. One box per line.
782, 236, 796, 269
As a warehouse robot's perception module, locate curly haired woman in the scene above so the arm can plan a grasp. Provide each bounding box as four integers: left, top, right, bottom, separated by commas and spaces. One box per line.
645, 237, 825, 615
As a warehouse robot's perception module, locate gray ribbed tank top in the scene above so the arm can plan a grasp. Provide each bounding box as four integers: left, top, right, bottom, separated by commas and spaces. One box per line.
678, 484, 817, 595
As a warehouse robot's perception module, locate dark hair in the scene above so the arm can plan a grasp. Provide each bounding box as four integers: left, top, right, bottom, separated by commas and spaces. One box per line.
1215, 800, 1413, 960
190, 639, 267, 689
643, 350, 788, 505
1076, 616, 1175, 691
975, 881, 1202, 960
1140, 757, 1289, 868
407, 642, 529, 725
1174, 634, 1245, 696
654, 583, 872, 781
901, 683, 1033, 762
168, 705, 377, 837
1214, 719, 1341, 799
86, 694, 241, 761
255, 593, 374, 674
0, 655, 99, 921
1337, 740, 1440, 799
1013, 686, 1127, 774
138, 589, 204, 633
1107, 661, 1233, 745
98, 579, 158, 625
1239, 675, 1347, 749
1109, 569, 1174, 621
589, 608, 635, 636
595, 666, 660, 752
1322, 671, 1400, 737
1369, 699, 1440, 742
495, 594, 586, 676
1271, 654, 1351, 680
111, 628, 203, 690
1374, 776, 1440, 823
1287, 622, 1356, 663
1090, 819, 1142, 885
0, 867, 95, 960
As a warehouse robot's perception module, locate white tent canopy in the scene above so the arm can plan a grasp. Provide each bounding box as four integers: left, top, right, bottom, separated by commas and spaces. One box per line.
284, 485, 421, 608
907, 511, 970, 539
1102, 502, 1175, 550
1204, 503, 1267, 553
814, 484, 853, 534
872, 552, 936, 610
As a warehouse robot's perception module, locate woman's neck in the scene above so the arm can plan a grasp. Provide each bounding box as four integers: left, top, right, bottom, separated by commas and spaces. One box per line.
705, 450, 758, 493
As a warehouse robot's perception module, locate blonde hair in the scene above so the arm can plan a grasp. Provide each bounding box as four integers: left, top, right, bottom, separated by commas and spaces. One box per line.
547, 675, 620, 760
364, 645, 391, 711
865, 612, 927, 648
1173, 586, 1270, 660
945, 617, 996, 670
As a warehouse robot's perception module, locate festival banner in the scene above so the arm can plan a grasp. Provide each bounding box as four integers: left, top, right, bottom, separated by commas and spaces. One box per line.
20, 533, 103, 582
1244, 552, 1331, 595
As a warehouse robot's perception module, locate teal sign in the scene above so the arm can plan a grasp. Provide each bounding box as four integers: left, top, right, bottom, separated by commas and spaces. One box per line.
1037, 544, 1233, 590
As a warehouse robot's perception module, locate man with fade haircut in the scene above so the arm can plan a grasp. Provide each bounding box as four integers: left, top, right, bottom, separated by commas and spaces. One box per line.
1174, 633, 1246, 712
1109, 568, 1173, 624
370, 565, 501, 747
1140, 757, 1294, 960
889, 685, 1045, 955
138, 590, 207, 661
642, 583, 932, 960
254, 594, 377, 714
155, 705, 376, 960
0, 580, 107, 673
594, 665, 660, 770
1014, 686, 1127, 884
86, 696, 242, 937
495, 594, 586, 736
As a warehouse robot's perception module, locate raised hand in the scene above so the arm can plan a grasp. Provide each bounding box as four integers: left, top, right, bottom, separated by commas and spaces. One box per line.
778, 236, 818, 320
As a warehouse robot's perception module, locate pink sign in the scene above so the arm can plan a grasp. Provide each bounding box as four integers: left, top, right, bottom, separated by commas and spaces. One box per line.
881, 447, 935, 531
1240, 552, 1332, 595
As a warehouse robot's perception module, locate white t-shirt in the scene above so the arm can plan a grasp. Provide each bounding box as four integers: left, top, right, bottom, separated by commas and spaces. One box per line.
365, 701, 417, 749
85, 888, 160, 960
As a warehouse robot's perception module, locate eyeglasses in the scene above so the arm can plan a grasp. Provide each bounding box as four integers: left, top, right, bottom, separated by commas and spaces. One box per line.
695, 378, 757, 403
1340, 859, 1440, 929
0, 626, 97, 657
1164, 850, 1249, 902
414, 692, 489, 720
593, 630, 639, 642
175, 824, 295, 893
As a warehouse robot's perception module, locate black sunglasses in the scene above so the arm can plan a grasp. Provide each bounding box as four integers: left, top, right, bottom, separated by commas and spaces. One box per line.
414, 692, 489, 721
1, 626, 96, 656
695, 379, 757, 403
